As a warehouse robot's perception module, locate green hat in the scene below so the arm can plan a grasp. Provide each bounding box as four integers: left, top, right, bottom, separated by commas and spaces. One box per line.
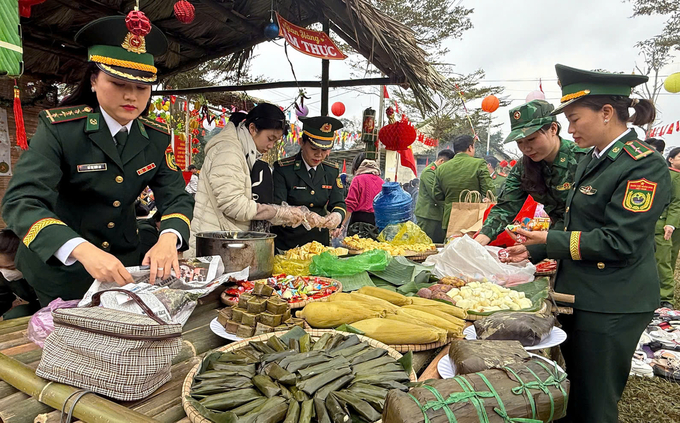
504, 100, 556, 144
300, 116, 344, 149
75, 12, 168, 85
551, 64, 648, 115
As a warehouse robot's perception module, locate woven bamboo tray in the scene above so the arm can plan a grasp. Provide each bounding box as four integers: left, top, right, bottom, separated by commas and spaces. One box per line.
220, 277, 342, 310
464, 300, 550, 321
388, 338, 449, 353
181, 329, 417, 423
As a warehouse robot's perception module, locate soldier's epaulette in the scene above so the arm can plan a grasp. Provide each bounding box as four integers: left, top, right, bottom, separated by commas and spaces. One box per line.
623, 140, 654, 161
277, 157, 295, 167
139, 116, 170, 135
322, 160, 339, 169
42, 105, 93, 124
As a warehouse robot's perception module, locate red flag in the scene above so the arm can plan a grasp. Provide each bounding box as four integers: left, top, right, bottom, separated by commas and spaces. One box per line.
342, 159, 346, 173
383, 86, 390, 99
539, 78, 544, 93
394, 101, 399, 114
400, 148, 417, 176
426, 157, 429, 166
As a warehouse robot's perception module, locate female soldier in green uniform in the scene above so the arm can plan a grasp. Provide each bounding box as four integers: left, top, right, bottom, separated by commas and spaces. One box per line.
476, 100, 589, 247
505, 64, 670, 422
1, 12, 194, 305
272, 117, 346, 251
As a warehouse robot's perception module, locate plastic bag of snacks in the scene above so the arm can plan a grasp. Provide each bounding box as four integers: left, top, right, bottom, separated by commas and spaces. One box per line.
27, 298, 81, 348
273, 255, 311, 276
378, 221, 433, 246
309, 250, 391, 277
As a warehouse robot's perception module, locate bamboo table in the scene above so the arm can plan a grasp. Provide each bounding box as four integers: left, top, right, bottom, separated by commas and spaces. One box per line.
0, 289, 438, 423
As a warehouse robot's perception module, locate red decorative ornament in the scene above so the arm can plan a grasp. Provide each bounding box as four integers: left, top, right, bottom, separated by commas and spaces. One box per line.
222, 107, 227, 113
481, 95, 500, 113
379, 115, 417, 151
509, 160, 517, 167
170, 95, 177, 104
155, 116, 167, 124
192, 147, 199, 154
417, 133, 424, 142
125, 10, 152, 36
500, 160, 508, 167
331, 102, 346, 117
385, 106, 395, 119
19, 0, 46, 18
192, 128, 199, 135
201, 130, 206, 136
192, 138, 199, 145
174, 0, 196, 24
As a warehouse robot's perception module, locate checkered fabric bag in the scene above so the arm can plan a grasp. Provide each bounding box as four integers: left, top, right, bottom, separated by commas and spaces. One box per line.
36, 289, 182, 401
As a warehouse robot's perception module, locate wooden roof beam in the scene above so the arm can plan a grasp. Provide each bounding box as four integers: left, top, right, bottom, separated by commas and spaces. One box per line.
197, 0, 261, 33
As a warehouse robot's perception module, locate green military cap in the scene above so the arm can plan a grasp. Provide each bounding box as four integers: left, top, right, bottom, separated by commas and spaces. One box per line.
504, 100, 556, 144
552, 64, 648, 115
300, 116, 344, 149
74, 10, 168, 84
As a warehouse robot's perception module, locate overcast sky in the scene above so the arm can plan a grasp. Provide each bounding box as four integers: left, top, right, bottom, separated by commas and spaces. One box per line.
246, 0, 680, 153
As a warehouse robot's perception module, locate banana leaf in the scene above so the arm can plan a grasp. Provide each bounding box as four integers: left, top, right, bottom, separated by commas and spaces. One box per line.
314, 374, 355, 401
264, 362, 297, 385
311, 333, 333, 351
249, 341, 276, 355
253, 374, 281, 398
279, 383, 293, 400
199, 388, 262, 411
240, 396, 287, 423
352, 371, 410, 384
330, 342, 369, 358
194, 371, 253, 381
261, 349, 297, 364
350, 348, 387, 366
209, 363, 257, 374
396, 280, 434, 295
191, 377, 253, 396
217, 351, 261, 364
198, 352, 222, 375
300, 333, 311, 353
298, 357, 350, 380
370, 277, 398, 291
279, 350, 324, 369
282, 400, 300, 423
329, 335, 361, 353
299, 399, 315, 423
348, 383, 388, 399
298, 367, 353, 395
334, 271, 375, 292
399, 351, 414, 375
279, 326, 308, 344
230, 397, 268, 416
267, 336, 287, 352
315, 397, 332, 423
354, 362, 404, 377
326, 393, 350, 423
333, 390, 381, 422
290, 386, 310, 402
288, 355, 334, 373
185, 397, 239, 423
335, 324, 365, 335
352, 356, 396, 374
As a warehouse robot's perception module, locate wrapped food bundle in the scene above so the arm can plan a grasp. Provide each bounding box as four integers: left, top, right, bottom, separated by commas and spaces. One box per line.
187, 329, 413, 423
474, 312, 555, 347
449, 339, 528, 375
382, 358, 568, 423
222, 282, 294, 337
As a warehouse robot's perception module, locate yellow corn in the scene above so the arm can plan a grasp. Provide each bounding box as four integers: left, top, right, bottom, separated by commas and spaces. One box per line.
403, 305, 466, 328
408, 298, 468, 320
348, 293, 400, 314
297, 302, 385, 328
396, 308, 464, 337
351, 318, 443, 345
357, 287, 412, 306
384, 314, 447, 342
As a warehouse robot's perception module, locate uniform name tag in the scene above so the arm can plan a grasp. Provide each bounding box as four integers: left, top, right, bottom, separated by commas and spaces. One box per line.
322, 185, 332, 189
293, 186, 307, 190
136, 163, 156, 176
77, 163, 107, 172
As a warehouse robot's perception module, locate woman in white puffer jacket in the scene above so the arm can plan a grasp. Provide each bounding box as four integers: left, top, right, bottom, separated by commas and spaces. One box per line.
188, 104, 307, 256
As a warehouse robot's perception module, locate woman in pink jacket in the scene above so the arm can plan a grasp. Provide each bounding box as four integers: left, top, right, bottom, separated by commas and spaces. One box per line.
340, 153, 384, 231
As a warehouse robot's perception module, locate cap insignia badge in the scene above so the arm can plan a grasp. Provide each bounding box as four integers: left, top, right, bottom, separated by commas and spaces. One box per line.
321, 123, 332, 133
513, 111, 522, 120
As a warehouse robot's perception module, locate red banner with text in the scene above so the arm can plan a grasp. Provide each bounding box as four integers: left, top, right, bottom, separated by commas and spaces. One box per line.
277, 13, 346, 60
174, 133, 187, 170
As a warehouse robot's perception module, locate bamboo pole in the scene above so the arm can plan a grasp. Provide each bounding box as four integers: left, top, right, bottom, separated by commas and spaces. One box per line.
0, 353, 157, 423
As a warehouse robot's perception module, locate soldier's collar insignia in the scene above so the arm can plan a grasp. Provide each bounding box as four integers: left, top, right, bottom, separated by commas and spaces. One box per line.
321, 123, 333, 133
556, 182, 572, 191
85, 113, 100, 132
612, 147, 620, 153
560, 157, 566, 163
579, 185, 597, 195
294, 161, 301, 170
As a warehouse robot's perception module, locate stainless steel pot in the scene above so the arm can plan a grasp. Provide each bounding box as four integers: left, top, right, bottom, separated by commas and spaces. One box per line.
195, 231, 276, 280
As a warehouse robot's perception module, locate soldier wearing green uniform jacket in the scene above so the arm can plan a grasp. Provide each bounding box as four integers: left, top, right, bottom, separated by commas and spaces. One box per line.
272, 117, 346, 251
415, 149, 454, 243
650, 142, 680, 308
1, 12, 194, 305
433, 135, 495, 231
504, 64, 670, 423
476, 100, 589, 246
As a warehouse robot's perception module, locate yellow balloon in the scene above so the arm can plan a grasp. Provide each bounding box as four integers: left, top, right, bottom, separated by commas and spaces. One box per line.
664, 72, 680, 94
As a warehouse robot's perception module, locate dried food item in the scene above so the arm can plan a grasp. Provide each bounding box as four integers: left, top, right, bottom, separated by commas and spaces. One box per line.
217, 307, 232, 326
448, 339, 529, 375
350, 318, 445, 345
474, 312, 554, 346
236, 324, 255, 338
297, 302, 385, 328
246, 298, 267, 314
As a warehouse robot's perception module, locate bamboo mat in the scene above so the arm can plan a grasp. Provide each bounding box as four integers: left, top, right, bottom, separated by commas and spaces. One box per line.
0, 287, 439, 423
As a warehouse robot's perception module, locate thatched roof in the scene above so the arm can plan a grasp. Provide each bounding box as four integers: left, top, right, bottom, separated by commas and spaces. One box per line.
21, 0, 445, 110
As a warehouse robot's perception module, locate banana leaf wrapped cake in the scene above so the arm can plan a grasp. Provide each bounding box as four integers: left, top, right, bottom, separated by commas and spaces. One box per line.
185, 328, 414, 423
382, 358, 569, 423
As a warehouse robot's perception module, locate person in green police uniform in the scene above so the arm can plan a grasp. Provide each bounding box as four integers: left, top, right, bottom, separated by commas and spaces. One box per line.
475, 100, 589, 247
415, 149, 454, 243
504, 64, 670, 423
272, 117, 347, 251
1, 11, 194, 306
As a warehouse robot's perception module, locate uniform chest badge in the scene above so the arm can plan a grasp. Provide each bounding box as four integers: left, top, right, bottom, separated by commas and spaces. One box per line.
77, 163, 107, 172
623, 178, 657, 213
556, 182, 572, 191
136, 163, 156, 176
579, 185, 597, 195
322, 185, 332, 189
336, 178, 343, 188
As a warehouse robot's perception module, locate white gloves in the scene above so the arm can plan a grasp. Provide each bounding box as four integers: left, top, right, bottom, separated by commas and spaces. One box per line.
322, 212, 343, 229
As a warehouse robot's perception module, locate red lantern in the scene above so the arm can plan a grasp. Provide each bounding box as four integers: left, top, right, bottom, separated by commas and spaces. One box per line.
174, 0, 195, 24
509, 160, 517, 167
500, 160, 508, 168
331, 102, 346, 117
125, 10, 152, 37
481, 95, 500, 113
19, 0, 46, 17
379, 115, 417, 151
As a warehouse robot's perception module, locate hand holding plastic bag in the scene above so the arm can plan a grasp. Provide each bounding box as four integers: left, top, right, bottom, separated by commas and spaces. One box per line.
424, 235, 535, 285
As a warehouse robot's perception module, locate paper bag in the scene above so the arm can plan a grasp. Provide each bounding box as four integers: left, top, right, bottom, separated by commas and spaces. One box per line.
446, 190, 496, 237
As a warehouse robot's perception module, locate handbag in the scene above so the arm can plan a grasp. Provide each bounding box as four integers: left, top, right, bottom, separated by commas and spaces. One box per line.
446, 190, 497, 237
35, 289, 182, 401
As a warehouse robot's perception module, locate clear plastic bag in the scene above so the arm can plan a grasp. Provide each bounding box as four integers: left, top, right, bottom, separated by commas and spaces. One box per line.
27, 298, 81, 348
424, 234, 535, 285
378, 221, 433, 246
309, 250, 390, 277
273, 255, 312, 276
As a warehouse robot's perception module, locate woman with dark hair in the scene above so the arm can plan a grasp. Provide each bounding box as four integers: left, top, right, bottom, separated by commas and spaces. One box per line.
655, 145, 680, 308
338, 153, 384, 231
2, 12, 194, 305
272, 117, 347, 251
189, 104, 309, 254
504, 64, 670, 422
476, 99, 588, 246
